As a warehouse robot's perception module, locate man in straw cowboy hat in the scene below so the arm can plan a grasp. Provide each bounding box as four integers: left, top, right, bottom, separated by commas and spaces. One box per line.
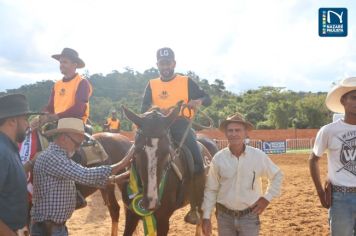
41, 48, 92, 124
0, 94, 42, 236
30, 118, 132, 236
310, 77, 356, 235
202, 113, 283, 236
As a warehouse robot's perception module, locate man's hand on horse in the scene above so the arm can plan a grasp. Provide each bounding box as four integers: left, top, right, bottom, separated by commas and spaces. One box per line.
251, 197, 270, 215
202, 219, 212, 236
187, 99, 202, 110
39, 113, 59, 127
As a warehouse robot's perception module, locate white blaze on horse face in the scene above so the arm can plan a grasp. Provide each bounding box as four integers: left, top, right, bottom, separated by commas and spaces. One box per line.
145, 138, 159, 209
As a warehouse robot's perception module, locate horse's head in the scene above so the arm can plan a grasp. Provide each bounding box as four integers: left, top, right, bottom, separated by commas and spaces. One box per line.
122, 103, 181, 210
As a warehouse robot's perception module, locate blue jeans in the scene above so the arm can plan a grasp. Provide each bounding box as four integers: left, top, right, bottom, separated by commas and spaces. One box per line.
216, 211, 260, 236
329, 192, 356, 236
31, 221, 68, 236
170, 118, 204, 174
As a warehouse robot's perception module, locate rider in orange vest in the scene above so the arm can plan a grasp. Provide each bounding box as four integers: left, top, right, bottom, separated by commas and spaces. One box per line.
104, 110, 121, 133
43, 48, 92, 124
41, 48, 92, 209
141, 47, 212, 225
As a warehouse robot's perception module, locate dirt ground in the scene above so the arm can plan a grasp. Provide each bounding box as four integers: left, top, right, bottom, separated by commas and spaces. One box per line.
67, 154, 329, 236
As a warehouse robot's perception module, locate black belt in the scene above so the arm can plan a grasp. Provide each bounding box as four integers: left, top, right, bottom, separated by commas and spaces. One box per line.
216, 203, 252, 218
332, 185, 356, 193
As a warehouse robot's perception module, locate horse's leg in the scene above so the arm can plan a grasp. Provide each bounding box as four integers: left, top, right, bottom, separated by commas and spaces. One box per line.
123, 209, 140, 236
195, 223, 203, 236
100, 186, 120, 236
156, 217, 170, 236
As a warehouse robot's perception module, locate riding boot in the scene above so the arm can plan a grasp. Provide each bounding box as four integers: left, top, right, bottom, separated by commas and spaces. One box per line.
184, 172, 205, 225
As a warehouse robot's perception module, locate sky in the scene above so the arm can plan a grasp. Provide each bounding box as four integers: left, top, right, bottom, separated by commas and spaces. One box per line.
0, 0, 355, 94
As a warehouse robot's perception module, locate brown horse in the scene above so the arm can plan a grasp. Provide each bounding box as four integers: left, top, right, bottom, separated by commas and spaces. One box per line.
28, 129, 132, 236
120, 105, 212, 236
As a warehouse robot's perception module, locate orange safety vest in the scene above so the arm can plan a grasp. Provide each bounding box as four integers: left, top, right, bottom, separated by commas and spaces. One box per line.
150, 75, 194, 118
53, 74, 92, 123
107, 118, 120, 130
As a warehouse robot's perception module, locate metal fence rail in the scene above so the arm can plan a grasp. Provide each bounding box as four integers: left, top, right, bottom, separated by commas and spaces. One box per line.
286, 138, 315, 151
214, 138, 315, 154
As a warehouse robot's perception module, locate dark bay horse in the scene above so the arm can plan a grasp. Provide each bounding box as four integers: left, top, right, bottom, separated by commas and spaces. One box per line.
28, 129, 132, 236
120, 105, 212, 236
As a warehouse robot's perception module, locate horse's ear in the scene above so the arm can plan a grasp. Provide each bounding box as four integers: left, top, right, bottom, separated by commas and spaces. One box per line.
164, 101, 181, 128
121, 106, 143, 127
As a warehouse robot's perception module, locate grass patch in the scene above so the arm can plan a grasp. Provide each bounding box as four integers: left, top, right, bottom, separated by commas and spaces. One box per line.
286, 149, 311, 154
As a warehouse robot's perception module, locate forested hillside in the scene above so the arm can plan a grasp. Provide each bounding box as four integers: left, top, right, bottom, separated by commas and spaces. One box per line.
1, 68, 332, 130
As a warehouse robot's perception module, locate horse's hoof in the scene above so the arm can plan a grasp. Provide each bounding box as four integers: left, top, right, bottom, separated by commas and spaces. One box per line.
184, 210, 201, 225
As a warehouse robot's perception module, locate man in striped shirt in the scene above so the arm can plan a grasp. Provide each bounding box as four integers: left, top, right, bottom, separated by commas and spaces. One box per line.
30, 118, 131, 236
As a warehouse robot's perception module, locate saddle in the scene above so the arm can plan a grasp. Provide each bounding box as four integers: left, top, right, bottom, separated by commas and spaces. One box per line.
78, 139, 108, 166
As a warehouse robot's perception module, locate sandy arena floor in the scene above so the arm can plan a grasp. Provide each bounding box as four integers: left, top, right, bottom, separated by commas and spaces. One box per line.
67, 154, 329, 236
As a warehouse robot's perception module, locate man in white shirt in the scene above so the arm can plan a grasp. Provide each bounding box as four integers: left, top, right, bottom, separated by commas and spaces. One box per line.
309, 77, 356, 236
202, 113, 283, 236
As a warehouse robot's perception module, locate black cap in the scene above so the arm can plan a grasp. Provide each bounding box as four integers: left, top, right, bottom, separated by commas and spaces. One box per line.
0, 94, 43, 120
156, 47, 175, 62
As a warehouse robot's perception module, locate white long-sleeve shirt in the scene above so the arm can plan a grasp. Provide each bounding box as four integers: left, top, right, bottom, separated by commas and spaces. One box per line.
202, 145, 283, 219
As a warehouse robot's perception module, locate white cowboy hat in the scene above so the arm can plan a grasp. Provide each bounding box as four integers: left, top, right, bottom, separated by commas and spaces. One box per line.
44, 117, 88, 137
326, 77, 356, 113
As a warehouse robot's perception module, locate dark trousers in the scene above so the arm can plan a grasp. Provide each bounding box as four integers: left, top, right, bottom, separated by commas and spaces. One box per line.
170, 118, 204, 174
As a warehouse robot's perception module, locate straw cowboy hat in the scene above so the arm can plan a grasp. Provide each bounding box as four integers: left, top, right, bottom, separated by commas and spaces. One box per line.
219, 112, 254, 132
52, 48, 85, 68
0, 94, 42, 120
326, 77, 356, 113
44, 117, 89, 137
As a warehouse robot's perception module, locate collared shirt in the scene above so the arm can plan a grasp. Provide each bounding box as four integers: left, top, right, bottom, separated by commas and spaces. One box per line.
202, 146, 283, 219
313, 119, 356, 187
0, 132, 28, 231
31, 142, 111, 223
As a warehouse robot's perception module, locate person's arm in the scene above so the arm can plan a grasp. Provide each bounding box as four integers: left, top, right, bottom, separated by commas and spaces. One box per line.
251, 154, 283, 215
43, 87, 55, 113
309, 153, 329, 208
309, 126, 329, 208
202, 159, 220, 219
201, 159, 219, 236
187, 78, 212, 107
141, 82, 153, 113
0, 220, 16, 236
0, 155, 9, 193
45, 155, 111, 187
56, 79, 91, 119
0, 157, 16, 236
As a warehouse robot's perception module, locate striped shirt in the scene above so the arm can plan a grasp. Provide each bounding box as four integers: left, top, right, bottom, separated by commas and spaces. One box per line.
31, 143, 111, 223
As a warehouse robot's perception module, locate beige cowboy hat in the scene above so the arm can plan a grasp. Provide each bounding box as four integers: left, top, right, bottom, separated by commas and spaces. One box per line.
52, 48, 85, 68
219, 112, 254, 132
326, 77, 356, 113
44, 117, 89, 137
